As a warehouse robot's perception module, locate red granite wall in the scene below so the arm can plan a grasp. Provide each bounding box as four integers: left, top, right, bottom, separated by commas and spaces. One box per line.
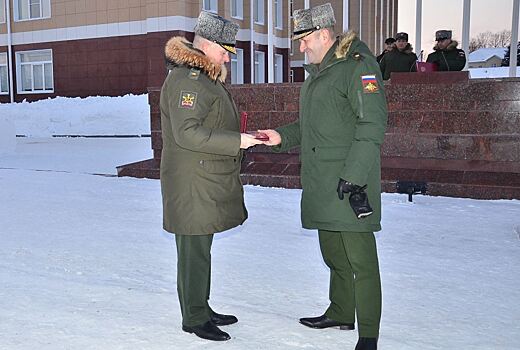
117, 72, 520, 199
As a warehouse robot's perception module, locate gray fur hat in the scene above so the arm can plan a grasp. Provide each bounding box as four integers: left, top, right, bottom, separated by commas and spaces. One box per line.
435, 30, 452, 41
194, 11, 239, 53
395, 32, 408, 41
292, 3, 336, 40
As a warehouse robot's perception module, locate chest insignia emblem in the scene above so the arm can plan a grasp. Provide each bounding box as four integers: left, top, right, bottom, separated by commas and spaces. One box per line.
179, 91, 197, 109
361, 75, 379, 94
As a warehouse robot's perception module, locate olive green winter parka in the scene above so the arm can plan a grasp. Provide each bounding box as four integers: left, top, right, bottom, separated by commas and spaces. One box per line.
160, 37, 247, 235
276, 32, 388, 233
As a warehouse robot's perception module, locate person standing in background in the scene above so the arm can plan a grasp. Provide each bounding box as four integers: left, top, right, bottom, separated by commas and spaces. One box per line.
426, 30, 466, 71
379, 32, 417, 80
376, 37, 396, 63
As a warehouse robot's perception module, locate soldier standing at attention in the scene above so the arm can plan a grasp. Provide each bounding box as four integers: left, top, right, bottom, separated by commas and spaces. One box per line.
159, 11, 262, 341
376, 37, 396, 63
426, 30, 467, 71
260, 3, 387, 350
379, 32, 417, 80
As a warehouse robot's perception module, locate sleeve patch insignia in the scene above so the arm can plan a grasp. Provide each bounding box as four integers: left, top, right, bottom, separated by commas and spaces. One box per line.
361, 75, 379, 93
179, 91, 197, 109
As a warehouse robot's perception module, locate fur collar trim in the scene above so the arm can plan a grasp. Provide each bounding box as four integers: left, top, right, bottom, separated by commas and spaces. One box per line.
433, 40, 459, 51
335, 30, 358, 59
392, 42, 414, 54
164, 36, 227, 82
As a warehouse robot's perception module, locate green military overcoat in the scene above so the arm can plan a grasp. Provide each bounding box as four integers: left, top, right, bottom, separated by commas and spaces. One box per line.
160, 37, 247, 235
276, 31, 388, 233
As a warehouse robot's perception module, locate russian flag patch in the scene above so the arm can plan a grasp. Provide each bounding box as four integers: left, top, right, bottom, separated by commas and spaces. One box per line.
361, 75, 379, 93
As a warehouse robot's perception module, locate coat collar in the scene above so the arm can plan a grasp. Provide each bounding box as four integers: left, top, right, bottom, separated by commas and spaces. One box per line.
390, 42, 414, 54
164, 36, 227, 82
433, 40, 459, 52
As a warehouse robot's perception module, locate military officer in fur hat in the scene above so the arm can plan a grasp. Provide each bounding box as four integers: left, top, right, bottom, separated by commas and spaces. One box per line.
261, 3, 386, 350
159, 11, 263, 341
426, 29, 466, 71
379, 32, 417, 80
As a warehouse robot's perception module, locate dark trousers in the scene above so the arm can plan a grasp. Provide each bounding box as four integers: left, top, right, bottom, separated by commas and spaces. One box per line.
175, 234, 214, 327
318, 230, 382, 338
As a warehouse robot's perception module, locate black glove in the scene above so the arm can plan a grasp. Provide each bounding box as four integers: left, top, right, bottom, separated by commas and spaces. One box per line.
337, 179, 374, 219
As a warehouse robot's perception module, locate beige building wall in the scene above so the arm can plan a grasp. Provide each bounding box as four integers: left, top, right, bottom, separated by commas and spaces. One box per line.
468, 56, 503, 69
2, 1, 290, 38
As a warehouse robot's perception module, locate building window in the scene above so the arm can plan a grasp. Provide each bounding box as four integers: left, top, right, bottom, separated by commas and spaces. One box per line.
14, 0, 51, 21
254, 0, 264, 25
0, 0, 6, 23
231, 48, 244, 84
274, 0, 283, 29
289, 69, 294, 83
254, 51, 265, 83
16, 49, 54, 93
202, 0, 218, 13
0, 52, 8, 94
231, 0, 243, 19
274, 54, 283, 83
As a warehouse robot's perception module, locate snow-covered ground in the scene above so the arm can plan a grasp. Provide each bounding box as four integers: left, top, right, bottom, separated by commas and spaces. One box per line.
0, 94, 150, 137
0, 96, 519, 350
469, 66, 520, 78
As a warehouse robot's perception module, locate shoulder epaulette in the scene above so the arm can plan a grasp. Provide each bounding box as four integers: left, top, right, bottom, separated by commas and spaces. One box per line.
188, 68, 201, 80
352, 52, 364, 61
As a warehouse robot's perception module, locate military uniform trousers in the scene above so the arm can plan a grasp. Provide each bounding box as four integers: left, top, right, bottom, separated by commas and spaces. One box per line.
319, 230, 382, 338
175, 234, 215, 327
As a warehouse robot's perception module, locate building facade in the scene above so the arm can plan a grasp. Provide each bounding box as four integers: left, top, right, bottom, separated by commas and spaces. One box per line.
0, 0, 397, 103
468, 47, 507, 68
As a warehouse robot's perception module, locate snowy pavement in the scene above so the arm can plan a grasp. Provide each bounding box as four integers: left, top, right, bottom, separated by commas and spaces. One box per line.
1, 137, 519, 350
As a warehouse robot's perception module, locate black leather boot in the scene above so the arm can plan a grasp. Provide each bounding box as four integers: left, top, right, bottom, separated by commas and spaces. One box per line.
210, 311, 238, 326
182, 321, 231, 341
299, 314, 355, 330
355, 337, 377, 350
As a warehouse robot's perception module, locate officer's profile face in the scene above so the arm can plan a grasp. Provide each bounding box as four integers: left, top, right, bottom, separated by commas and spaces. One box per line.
299, 30, 327, 64
204, 42, 230, 66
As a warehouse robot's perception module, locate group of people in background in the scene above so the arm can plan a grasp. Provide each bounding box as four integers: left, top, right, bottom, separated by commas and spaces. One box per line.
378, 29, 467, 80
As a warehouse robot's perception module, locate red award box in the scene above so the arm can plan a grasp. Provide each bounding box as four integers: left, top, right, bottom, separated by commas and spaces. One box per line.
416, 61, 438, 73
240, 112, 269, 141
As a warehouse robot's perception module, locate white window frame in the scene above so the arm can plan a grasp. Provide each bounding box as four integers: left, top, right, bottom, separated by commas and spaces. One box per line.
0, 0, 6, 23
254, 0, 264, 25
289, 69, 294, 83
16, 49, 54, 94
202, 0, 218, 13
254, 50, 265, 83
14, 0, 51, 22
0, 52, 8, 94
231, 0, 243, 19
274, 0, 283, 29
274, 54, 283, 83
231, 48, 244, 84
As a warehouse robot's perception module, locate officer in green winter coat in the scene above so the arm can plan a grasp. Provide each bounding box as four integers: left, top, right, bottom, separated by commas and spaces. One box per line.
261, 4, 387, 350
379, 32, 417, 80
426, 30, 466, 71
160, 11, 262, 342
